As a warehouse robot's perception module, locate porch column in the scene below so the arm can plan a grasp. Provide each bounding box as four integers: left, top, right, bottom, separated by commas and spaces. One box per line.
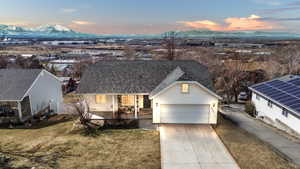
17, 101, 22, 121
134, 95, 138, 119
112, 95, 115, 119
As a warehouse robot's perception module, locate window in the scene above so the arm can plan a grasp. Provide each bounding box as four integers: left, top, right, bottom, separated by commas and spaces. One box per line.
282, 109, 289, 118
181, 84, 189, 93
267, 100, 273, 108
121, 95, 135, 106
96, 95, 106, 104
256, 94, 260, 100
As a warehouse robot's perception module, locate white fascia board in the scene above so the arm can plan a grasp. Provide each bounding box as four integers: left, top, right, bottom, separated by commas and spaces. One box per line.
79, 93, 150, 95
149, 81, 222, 100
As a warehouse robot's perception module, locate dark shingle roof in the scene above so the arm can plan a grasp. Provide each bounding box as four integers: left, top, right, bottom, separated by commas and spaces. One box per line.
77, 60, 214, 94
0, 69, 42, 101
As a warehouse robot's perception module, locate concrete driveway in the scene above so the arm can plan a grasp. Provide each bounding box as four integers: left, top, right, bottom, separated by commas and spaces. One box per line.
160, 124, 240, 169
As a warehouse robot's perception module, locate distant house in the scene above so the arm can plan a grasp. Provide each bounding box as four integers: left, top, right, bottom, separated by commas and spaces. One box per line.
77, 60, 221, 124
0, 69, 63, 123
249, 75, 300, 134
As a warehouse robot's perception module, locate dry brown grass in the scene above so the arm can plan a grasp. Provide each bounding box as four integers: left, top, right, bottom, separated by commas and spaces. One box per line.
215, 115, 300, 169
0, 120, 161, 169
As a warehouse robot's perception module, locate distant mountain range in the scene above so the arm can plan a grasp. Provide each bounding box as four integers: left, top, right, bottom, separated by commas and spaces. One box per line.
0, 24, 95, 38
1, 24, 300, 40
171, 30, 300, 40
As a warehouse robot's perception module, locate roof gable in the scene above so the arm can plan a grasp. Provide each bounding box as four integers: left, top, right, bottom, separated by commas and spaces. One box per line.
0, 69, 42, 101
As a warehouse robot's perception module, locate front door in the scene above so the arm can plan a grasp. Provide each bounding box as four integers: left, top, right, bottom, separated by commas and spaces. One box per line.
143, 95, 151, 108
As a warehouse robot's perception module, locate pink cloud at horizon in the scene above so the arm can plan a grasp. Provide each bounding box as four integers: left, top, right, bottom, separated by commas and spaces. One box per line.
179, 14, 277, 31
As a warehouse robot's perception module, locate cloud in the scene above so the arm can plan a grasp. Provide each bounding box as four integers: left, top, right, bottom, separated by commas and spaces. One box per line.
61, 8, 77, 13
260, 17, 300, 21
71, 20, 95, 25
253, 0, 281, 6
261, 7, 300, 14
260, 1, 300, 14
179, 14, 276, 31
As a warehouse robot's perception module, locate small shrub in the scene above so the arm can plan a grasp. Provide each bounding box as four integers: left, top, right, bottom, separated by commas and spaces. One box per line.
245, 102, 256, 117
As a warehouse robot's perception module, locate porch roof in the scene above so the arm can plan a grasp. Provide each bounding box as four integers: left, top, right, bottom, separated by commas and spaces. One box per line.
77, 60, 214, 94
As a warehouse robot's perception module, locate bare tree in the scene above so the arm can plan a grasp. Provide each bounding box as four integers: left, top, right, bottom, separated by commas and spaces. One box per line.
73, 60, 92, 78
276, 44, 300, 74
214, 54, 248, 103
123, 44, 136, 60
73, 101, 93, 131
0, 56, 8, 68
162, 31, 178, 60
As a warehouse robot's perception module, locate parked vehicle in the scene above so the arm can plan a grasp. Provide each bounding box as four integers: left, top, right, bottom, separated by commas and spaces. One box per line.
238, 92, 248, 101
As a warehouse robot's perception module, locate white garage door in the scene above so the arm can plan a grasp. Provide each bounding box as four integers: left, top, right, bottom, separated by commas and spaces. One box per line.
160, 104, 210, 124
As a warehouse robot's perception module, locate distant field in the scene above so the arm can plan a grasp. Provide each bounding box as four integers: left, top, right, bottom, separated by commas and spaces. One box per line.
0, 117, 161, 169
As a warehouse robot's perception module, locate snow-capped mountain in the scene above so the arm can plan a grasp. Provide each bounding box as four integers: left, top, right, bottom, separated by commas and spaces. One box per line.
0, 24, 96, 38
30, 25, 75, 33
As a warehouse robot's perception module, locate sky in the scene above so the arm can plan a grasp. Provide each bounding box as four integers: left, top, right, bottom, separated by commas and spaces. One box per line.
1, 0, 300, 34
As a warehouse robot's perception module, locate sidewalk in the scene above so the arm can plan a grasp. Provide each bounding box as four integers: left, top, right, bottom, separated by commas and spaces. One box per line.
220, 106, 300, 166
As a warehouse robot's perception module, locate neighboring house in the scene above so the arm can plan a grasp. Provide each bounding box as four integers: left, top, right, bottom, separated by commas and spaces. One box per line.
249, 75, 300, 134
0, 69, 63, 123
77, 60, 221, 124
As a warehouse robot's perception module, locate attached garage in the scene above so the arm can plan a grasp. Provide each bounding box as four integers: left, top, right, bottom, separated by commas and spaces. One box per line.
160, 104, 210, 124
151, 81, 221, 124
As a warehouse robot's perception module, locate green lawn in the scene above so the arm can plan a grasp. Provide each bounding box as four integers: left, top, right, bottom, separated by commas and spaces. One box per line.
0, 118, 161, 169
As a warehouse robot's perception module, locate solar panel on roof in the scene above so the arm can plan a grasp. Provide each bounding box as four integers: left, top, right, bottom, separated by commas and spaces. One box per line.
267, 80, 282, 85
294, 93, 300, 98
281, 86, 299, 93
253, 84, 270, 90
293, 107, 300, 112
290, 90, 300, 95
289, 103, 300, 109
285, 99, 300, 106
251, 78, 300, 115
268, 91, 284, 97
288, 78, 300, 85
278, 96, 298, 103
277, 95, 296, 103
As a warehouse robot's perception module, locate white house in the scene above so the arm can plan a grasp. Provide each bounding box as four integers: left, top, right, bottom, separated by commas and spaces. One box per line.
0, 69, 63, 123
77, 60, 221, 124
249, 75, 300, 135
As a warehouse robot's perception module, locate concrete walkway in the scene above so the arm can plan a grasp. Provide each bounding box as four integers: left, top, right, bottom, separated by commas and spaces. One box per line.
221, 106, 300, 165
160, 124, 240, 169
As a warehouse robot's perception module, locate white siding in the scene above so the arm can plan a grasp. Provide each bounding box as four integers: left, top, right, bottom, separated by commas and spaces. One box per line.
26, 71, 63, 115
252, 92, 300, 134
84, 95, 118, 112
152, 82, 218, 124
84, 94, 145, 112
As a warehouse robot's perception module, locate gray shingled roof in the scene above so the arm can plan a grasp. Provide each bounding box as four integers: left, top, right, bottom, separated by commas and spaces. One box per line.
77, 60, 214, 94
0, 69, 42, 101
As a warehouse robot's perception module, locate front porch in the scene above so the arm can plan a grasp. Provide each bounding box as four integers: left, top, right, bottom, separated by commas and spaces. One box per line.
0, 96, 32, 124
0, 101, 19, 124
83, 94, 152, 120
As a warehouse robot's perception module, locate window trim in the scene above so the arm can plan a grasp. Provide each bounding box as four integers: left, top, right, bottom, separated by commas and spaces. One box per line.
181, 83, 190, 94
